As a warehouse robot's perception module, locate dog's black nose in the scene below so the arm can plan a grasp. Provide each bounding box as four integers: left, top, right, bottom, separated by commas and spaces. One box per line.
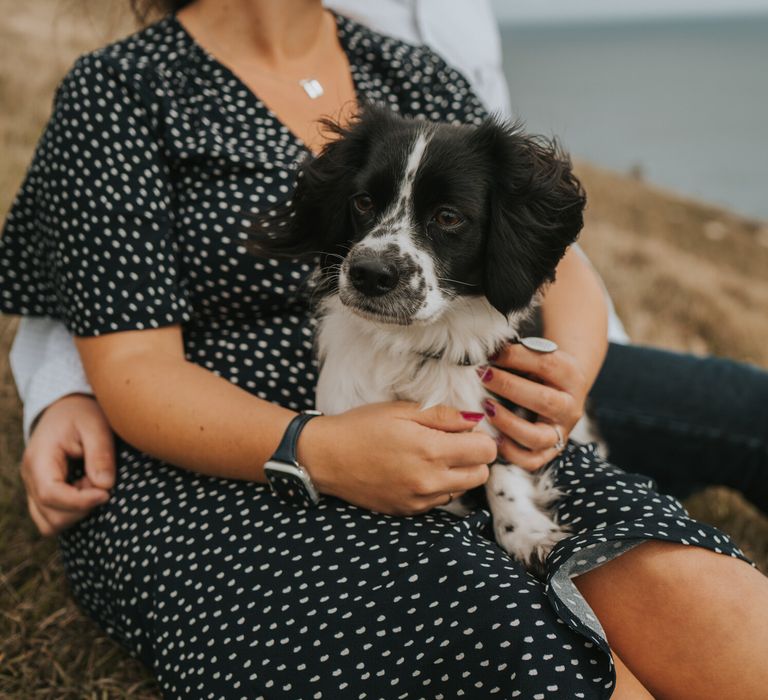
348, 257, 400, 297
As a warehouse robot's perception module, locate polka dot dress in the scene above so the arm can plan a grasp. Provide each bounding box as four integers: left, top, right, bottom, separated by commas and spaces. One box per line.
0, 14, 750, 700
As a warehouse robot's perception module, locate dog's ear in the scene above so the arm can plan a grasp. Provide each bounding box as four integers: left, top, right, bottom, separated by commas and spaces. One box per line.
473, 118, 586, 315
247, 106, 386, 259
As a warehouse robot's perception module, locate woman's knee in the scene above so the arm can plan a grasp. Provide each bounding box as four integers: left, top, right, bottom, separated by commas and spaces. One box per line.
611, 653, 653, 700
576, 540, 755, 600
617, 540, 760, 595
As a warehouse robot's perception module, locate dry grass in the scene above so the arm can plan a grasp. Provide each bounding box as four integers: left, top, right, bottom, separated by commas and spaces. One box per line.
0, 315, 160, 698
0, 1, 767, 696
1, 3, 161, 696
578, 162, 768, 366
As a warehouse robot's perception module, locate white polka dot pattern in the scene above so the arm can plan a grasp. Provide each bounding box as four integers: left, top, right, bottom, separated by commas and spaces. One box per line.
0, 14, 749, 700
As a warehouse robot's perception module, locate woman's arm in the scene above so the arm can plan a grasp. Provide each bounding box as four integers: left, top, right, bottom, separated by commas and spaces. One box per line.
480, 246, 609, 468
539, 245, 609, 389
75, 326, 297, 479
75, 326, 495, 514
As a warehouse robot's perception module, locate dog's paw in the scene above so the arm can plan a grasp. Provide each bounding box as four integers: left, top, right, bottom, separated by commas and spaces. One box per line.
531, 466, 565, 508
494, 510, 570, 574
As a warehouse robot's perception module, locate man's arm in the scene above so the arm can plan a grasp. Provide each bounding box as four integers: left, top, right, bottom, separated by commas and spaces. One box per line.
11, 318, 116, 536
10, 317, 94, 441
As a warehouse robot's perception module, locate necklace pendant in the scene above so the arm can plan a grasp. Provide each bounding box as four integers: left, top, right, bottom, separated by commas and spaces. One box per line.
299, 78, 324, 99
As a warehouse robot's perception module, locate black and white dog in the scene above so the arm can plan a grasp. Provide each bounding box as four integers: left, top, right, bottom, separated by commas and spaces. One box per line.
253, 106, 587, 570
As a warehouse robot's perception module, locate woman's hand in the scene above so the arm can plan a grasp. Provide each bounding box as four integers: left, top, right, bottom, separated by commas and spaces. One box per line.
21, 394, 115, 536
298, 402, 497, 516
480, 343, 590, 471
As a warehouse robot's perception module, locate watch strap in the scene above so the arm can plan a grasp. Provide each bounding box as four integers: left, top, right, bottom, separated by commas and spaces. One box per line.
272, 410, 322, 465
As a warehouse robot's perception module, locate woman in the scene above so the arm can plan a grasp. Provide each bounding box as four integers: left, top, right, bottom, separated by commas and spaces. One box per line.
12, 0, 768, 518
2, 0, 768, 697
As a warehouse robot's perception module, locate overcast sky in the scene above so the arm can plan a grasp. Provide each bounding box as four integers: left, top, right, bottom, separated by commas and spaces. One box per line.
490, 0, 768, 23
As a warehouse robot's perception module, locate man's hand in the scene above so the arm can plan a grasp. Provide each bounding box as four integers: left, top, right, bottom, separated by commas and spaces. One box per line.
21, 394, 115, 536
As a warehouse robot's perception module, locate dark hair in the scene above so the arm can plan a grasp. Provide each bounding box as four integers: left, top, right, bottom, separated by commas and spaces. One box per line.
130, 0, 192, 22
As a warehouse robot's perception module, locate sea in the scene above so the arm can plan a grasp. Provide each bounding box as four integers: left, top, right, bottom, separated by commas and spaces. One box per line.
497, 14, 768, 222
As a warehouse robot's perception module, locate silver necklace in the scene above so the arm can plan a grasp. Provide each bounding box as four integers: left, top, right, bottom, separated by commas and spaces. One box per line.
195, 22, 328, 100
298, 78, 324, 99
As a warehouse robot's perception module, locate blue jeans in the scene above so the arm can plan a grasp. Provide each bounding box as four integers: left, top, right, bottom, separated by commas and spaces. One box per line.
589, 343, 768, 514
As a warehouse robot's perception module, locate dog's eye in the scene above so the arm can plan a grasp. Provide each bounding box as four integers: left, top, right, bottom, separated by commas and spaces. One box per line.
433, 208, 464, 229
352, 193, 375, 214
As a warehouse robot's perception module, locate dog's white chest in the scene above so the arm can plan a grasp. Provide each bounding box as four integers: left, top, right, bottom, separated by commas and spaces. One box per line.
314, 295, 517, 415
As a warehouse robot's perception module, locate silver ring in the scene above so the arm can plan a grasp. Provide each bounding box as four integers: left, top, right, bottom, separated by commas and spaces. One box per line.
551, 425, 565, 451
520, 337, 559, 354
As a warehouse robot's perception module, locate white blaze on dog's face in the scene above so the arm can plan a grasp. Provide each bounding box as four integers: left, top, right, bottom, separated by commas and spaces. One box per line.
337, 128, 452, 324
254, 107, 586, 325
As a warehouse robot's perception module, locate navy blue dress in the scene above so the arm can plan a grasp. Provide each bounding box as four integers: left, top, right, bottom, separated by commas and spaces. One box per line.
0, 14, 749, 700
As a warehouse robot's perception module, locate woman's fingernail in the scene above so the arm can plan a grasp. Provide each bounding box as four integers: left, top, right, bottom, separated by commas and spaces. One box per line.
483, 399, 496, 418
488, 349, 500, 362
460, 411, 484, 422
476, 365, 493, 382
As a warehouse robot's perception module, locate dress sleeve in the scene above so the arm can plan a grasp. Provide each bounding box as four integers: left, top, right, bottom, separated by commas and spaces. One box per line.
0, 53, 190, 336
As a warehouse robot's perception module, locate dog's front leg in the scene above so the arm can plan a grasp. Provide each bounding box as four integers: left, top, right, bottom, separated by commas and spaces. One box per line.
486, 463, 569, 574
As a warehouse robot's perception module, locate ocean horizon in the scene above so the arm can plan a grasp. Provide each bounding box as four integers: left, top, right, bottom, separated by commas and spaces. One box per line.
498, 14, 768, 221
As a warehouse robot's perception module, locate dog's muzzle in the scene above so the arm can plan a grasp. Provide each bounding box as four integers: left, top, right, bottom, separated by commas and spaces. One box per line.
348, 256, 400, 297
339, 246, 425, 323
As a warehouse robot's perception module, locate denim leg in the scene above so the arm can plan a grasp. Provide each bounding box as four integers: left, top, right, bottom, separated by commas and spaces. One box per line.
589, 343, 768, 514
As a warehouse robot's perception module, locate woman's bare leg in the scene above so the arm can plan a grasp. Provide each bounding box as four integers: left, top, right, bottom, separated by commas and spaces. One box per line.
575, 541, 768, 700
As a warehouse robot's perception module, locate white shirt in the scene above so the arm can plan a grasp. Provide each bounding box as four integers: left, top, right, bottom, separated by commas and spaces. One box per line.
10, 0, 628, 440
327, 0, 512, 117
10, 316, 93, 440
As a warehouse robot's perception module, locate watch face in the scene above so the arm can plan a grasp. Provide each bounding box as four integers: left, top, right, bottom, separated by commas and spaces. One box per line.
264, 460, 320, 507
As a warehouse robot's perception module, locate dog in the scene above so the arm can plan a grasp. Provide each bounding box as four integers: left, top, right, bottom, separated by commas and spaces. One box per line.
252, 106, 587, 571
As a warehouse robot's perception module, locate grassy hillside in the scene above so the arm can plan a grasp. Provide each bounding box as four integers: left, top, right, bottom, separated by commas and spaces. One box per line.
1, 1, 766, 696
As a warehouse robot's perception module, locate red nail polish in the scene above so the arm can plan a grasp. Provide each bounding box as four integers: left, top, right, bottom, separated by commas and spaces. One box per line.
488, 350, 500, 362
475, 366, 493, 382
460, 411, 484, 422
483, 399, 496, 418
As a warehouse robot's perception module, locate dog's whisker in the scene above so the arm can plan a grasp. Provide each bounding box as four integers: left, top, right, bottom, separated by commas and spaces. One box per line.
291, 249, 345, 259
437, 276, 478, 288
